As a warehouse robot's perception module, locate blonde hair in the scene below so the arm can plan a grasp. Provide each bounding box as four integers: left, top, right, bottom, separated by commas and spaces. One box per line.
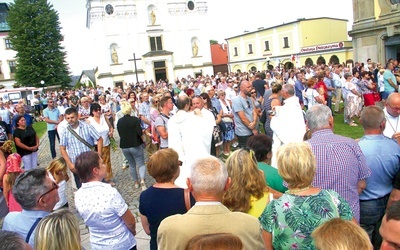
34, 209, 82, 250
46, 157, 68, 182
222, 149, 267, 213
120, 101, 132, 115
312, 218, 372, 250
1, 140, 14, 155
277, 142, 316, 189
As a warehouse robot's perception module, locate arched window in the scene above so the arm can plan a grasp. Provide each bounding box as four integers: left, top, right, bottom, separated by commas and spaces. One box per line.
329, 55, 340, 65
317, 56, 326, 65
251, 66, 257, 72
305, 58, 313, 67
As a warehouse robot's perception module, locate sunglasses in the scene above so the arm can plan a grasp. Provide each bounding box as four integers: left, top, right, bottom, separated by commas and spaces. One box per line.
251, 92, 256, 94
37, 181, 59, 203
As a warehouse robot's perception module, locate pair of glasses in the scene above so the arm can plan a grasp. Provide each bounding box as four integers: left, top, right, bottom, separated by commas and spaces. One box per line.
246, 100, 251, 109
37, 181, 59, 203
251, 92, 256, 94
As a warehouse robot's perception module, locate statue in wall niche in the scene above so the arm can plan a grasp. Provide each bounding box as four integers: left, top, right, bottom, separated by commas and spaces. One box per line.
192, 41, 198, 57
112, 48, 118, 64
150, 10, 156, 25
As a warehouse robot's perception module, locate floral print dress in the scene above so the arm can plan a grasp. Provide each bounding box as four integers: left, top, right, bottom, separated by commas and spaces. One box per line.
259, 189, 353, 250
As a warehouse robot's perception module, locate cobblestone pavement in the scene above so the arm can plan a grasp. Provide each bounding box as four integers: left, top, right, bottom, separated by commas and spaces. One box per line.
37, 131, 153, 249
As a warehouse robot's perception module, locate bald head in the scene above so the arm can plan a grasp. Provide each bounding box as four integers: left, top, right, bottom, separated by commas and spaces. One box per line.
386, 93, 400, 117
239, 81, 252, 97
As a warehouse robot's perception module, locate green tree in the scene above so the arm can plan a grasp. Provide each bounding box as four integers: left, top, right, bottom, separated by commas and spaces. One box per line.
6, 0, 70, 88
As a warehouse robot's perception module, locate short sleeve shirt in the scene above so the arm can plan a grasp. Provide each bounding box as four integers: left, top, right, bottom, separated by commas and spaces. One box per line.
75, 182, 136, 249
155, 115, 169, 148
232, 95, 254, 136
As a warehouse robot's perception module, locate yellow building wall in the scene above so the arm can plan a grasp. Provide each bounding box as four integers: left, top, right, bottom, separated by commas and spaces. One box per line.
299, 19, 349, 47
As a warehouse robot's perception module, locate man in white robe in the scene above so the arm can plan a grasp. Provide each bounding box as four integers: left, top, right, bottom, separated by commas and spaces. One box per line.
168, 95, 213, 188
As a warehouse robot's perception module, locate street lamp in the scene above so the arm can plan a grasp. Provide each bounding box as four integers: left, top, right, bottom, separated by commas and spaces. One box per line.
40, 80, 44, 85
266, 56, 270, 70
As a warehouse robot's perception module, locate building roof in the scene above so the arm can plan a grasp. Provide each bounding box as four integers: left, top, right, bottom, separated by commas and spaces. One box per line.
79, 69, 96, 84
225, 17, 348, 40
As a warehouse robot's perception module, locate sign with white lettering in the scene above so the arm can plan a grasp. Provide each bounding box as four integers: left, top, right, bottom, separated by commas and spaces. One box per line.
300, 42, 344, 53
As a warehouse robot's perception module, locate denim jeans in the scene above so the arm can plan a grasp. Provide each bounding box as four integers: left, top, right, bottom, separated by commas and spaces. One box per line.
360, 195, 389, 249
48, 129, 59, 159
122, 146, 146, 182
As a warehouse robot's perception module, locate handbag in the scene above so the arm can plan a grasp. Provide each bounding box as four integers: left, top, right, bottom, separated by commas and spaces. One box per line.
67, 126, 95, 151
373, 91, 380, 102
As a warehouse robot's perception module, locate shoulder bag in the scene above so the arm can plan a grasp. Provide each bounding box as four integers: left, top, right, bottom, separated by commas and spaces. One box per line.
67, 126, 95, 151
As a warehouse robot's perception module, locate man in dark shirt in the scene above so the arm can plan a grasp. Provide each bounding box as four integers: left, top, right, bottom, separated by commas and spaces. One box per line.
252, 72, 267, 98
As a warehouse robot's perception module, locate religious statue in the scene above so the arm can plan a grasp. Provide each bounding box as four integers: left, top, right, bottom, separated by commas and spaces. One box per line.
111, 48, 118, 64
192, 41, 198, 57
150, 10, 156, 25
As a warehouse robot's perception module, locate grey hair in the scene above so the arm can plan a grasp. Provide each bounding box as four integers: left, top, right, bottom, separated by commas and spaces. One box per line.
0, 230, 27, 250
12, 168, 48, 210
305, 104, 332, 131
282, 84, 294, 96
190, 156, 228, 195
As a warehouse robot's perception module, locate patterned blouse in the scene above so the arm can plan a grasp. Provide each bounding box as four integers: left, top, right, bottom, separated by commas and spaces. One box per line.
259, 189, 353, 250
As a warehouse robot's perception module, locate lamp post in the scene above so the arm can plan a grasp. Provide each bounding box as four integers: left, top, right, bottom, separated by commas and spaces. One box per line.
40, 80, 44, 86
266, 56, 270, 71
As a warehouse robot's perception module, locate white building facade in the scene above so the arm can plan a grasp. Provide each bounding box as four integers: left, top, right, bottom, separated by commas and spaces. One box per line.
86, 0, 213, 89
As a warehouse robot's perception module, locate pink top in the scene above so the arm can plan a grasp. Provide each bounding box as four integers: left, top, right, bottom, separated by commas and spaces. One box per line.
7, 189, 22, 212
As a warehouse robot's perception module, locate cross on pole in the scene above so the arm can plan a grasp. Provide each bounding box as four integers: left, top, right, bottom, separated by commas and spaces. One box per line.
128, 53, 142, 84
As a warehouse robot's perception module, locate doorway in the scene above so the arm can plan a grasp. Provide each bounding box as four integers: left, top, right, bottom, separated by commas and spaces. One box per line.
154, 61, 167, 82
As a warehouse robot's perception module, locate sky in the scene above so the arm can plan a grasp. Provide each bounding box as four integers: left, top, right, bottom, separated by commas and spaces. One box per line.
5, 0, 354, 75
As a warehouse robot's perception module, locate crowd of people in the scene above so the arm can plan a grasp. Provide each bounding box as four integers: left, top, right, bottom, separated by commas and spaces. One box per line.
0, 58, 399, 249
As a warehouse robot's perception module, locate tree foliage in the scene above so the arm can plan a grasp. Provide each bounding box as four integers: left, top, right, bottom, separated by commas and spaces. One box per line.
7, 0, 70, 88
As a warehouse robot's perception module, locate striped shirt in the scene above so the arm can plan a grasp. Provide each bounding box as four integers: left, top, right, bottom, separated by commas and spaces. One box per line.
308, 129, 371, 222
60, 121, 100, 164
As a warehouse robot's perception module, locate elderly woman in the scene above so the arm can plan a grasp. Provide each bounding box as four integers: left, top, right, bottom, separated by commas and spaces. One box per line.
246, 134, 287, 193
99, 95, 114, 128
78, 97, 91, 121
139, 148, 195, 250
222, 149, 269, 218
87, 103, 114, 185
218, 89, 234, 157
74, 151, 137, 250
259, 142, 355, 250
13, 116, 39, 170
150, 95, 161, 147
117, 101, 146, 190
343, 72, 362, 126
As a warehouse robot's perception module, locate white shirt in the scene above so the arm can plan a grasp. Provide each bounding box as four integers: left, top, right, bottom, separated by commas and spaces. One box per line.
75, 181, 136, 250
383, 108, 399, 139
48, 172, 67, 210
87, 115, 110, 146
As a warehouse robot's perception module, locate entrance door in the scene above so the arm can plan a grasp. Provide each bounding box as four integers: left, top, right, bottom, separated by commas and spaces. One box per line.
154, 61, 167, 82
115, 82, 123, 89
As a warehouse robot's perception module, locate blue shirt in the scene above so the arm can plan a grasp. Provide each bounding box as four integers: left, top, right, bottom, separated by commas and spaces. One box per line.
232, 95, 254, 136
139, 101, 151, 129
358, 134, 400, 200
60, 121, 100, 164
211, 96, 222, 113
2, 209, 50, 247
43, 107, 61, 131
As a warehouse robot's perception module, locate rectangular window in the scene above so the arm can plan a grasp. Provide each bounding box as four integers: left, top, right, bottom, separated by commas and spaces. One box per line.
234, 47, 238, 56
9, 61, 16, 73
149, 36, 163, 51
248, 44, 253, 54
264, 41, 270, 51
4, 38, 12, 49
283, 37, 289, 48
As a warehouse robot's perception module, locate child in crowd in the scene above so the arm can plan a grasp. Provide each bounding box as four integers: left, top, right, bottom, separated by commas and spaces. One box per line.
46, 157, 69, 210
1, 140, 14, 160
2, 153, 23, 212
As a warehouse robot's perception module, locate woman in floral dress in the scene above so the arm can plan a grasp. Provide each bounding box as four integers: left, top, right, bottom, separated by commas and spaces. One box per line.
259, 142, 355, 250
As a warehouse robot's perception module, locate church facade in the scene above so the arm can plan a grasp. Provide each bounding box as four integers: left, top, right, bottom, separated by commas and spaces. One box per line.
349, 0, 400, 64
86, 0, 213, 89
